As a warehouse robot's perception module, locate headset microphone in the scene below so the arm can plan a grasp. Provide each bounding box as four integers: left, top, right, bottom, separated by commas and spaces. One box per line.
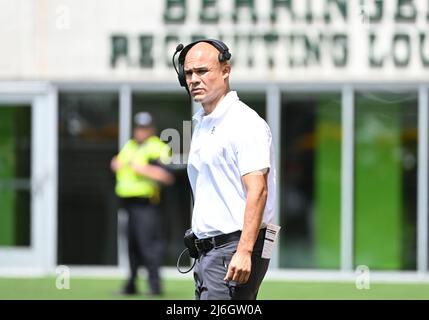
176, 43, 184, 52
172, 44, 184, 79
172, 43, 190, 94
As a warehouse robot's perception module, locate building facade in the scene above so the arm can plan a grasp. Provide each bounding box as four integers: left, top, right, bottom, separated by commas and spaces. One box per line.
0, 0, 428, 275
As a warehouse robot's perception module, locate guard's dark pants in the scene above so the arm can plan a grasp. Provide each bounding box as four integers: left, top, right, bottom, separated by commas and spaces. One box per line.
122, 198, 163, 294
194, 235, 269, 300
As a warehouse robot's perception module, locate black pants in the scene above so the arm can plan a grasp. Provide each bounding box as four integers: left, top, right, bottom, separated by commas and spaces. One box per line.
122, 198, 163, 294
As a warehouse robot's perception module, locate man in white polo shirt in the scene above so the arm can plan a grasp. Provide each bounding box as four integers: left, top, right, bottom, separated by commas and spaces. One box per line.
177, 39, 276, 300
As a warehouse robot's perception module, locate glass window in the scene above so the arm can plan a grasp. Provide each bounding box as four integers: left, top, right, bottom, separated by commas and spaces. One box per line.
0, 106, 31, 247
354, 91, 418, 270
280, 93, 342, 269
58, 92, 119, 265
132, 92, 192, 266
427, 90, 429, 272
239, 92, 266, 119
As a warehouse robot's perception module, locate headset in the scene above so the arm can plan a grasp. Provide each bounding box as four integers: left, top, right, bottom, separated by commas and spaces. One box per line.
172, 39, 232, 91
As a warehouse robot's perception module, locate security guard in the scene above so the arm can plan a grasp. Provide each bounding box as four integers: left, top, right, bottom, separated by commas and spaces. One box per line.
111, 112, 174, 296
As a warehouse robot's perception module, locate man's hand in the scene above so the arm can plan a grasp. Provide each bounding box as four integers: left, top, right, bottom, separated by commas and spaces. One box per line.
110, 156, 122, 172
131, 161, 175, 186
224, 249, 252, 284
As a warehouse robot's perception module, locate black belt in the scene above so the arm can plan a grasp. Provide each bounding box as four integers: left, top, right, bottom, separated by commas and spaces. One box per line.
121, 197, 152, 206
194, 228, 266, 254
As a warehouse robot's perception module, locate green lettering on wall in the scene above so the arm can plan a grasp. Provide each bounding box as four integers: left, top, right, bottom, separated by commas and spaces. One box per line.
427, 0, 429, 21
270, 0, 294, 23
392, 34, 411, 67
305, 0, 313, 23
331, 34, 348, 67
369, 33, 384, 67
304, 34, 322, 66
165, 34, 179, 67
139, 35, 154, 68
232, 0, 257, 23
395, 0, 416, 22
247, 34, 255, 67
231, 34, 243, 66
288, 34, 303, 67
164, 0, 186, 23
191, 34, 207, 42
264, 32, 279, 68
420, 33, 429, 67
368, 0, 383, 23
200, 0, 219, 23
324, 0, 347, 23
110, 35, 128, 68
289, 33, 308, 68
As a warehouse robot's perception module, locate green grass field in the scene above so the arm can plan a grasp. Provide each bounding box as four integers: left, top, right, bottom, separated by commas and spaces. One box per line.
0, 277, 428, 300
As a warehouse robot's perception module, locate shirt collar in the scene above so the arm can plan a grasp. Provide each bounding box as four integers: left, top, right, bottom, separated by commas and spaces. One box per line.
192, 91, 239, 123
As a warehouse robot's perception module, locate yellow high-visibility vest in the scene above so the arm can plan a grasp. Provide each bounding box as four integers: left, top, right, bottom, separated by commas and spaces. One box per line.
115, 136, 171, 202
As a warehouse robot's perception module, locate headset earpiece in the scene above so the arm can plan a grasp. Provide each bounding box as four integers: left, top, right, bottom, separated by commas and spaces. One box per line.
218, 51, 231, 63
178, 68, 187, 87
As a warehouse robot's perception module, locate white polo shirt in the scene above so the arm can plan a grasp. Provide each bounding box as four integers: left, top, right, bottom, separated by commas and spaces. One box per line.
187, 91, 276, 239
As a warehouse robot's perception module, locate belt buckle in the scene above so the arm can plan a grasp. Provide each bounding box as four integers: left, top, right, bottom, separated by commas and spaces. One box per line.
194, 239, 203, 252
194, 238, 214, 253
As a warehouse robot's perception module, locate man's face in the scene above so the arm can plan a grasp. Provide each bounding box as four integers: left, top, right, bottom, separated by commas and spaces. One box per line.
184, 42, 230, 104
133, 126, 153, 144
